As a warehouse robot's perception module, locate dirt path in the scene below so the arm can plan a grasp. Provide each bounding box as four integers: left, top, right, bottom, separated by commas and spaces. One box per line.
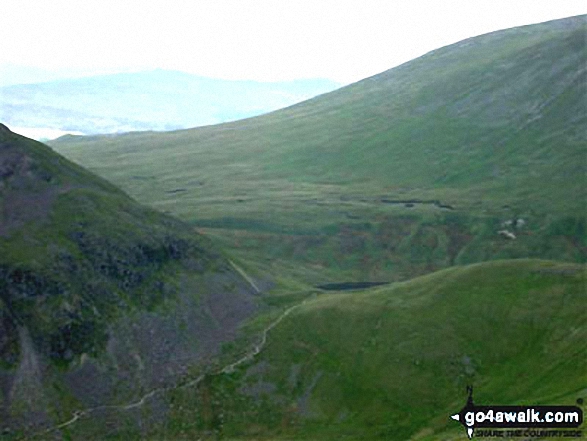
28, 298, 308, 439
228, 259, 261, 294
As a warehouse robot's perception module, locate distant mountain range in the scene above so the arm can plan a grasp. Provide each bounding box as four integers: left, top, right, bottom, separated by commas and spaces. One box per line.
0, 70, 340, 138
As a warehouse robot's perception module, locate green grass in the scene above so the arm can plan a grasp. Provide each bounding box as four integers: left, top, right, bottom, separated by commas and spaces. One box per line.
147, 259, 586, 440
49, 16, 587, 285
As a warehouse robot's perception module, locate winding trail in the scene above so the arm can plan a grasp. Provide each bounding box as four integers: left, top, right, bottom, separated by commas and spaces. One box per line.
28, 298, 309, 439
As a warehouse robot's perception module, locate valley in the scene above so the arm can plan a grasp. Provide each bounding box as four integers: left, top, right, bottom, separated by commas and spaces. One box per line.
1, 14, 585, 441
50, 15, 586, 288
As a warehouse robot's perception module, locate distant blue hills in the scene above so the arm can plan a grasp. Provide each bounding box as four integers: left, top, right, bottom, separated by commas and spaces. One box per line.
0, 69, 340, 137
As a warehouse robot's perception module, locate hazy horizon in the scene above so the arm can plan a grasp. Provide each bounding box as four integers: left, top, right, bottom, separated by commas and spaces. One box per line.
2, 1, 585, 86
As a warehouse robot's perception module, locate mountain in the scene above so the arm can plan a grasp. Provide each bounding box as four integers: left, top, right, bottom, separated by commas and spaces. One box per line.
4, 15, 587, 440
0, 70, 340, 138
0, 125, 263, 437
50, 16, 587, 287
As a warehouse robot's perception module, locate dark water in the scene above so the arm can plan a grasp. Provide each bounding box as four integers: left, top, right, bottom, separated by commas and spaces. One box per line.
317, 282, 389, 291
380, 199, 454, 210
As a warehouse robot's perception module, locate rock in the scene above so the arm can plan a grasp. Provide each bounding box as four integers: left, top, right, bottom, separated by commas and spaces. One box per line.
498, 230, 516, 240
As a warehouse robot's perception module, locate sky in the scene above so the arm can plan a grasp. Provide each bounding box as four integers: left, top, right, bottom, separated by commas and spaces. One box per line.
1, 0, 586, 85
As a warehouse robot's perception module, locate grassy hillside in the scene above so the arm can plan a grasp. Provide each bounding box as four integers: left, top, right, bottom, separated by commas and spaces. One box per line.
170, 260, 587, 440
50, 16, 587, 286
57, 259, 586, 440
0, 70, 340, 136
0, 125, 263, 437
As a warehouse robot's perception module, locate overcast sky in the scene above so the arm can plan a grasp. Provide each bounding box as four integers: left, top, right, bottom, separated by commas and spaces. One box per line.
2, 0, 585, 85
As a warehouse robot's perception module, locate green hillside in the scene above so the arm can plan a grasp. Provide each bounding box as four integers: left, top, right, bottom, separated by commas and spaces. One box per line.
50, 16, 587, 286
60, 259, 584, 440
0, 125, 262, 437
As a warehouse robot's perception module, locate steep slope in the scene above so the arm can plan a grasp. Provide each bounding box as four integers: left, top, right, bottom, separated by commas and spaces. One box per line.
150, 259, 586, 440
0, 70, 340, 137
0, 125, 262, 436
50, 16, 586, 284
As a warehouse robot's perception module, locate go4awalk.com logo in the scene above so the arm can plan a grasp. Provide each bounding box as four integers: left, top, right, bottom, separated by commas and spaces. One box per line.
450, 387, 584, 438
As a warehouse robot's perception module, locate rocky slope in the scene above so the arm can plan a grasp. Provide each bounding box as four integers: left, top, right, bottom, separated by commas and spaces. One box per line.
0, 124, 263, 436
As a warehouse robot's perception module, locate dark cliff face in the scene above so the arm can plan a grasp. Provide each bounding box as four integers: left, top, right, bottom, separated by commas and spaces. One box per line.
0, 129, 261, 434
0, 127, 218, 367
